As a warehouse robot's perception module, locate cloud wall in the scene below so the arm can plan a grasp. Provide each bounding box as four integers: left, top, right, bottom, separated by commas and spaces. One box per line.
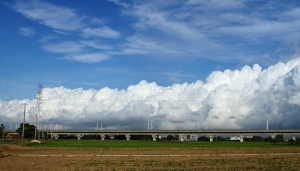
1, 57, 300, 130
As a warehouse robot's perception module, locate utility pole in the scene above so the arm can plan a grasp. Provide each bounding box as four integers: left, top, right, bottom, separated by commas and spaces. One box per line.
50, 122, 52, 139
22, 103, 26, 145
41, 116, 44, 139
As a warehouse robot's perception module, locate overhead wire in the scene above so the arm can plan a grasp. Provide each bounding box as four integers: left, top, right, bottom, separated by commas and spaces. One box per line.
0, 85, 14, 99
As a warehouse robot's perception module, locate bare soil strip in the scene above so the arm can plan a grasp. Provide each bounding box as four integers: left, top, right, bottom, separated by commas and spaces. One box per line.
3, 153, 300, 157
1, 145, 300, 170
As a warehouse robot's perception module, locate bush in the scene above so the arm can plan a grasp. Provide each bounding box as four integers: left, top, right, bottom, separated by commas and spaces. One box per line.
198, 136, 209, 141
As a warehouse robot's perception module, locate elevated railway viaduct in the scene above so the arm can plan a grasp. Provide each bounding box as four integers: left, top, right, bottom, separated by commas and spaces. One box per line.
5, 129, 300, 142
43, 129, 300, 142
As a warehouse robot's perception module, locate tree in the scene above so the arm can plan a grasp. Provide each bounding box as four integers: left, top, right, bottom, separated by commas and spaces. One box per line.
0, 124, 5, 139
167, 135, 175, 141
16, 123, 36, 139
251, 136, 263, 142
198, 135, 209, 141
130, 135, 152, 140
216, 136, 224, 141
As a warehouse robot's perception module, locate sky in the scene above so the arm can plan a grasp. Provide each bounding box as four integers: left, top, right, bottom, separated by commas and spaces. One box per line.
1, 0, 300, 131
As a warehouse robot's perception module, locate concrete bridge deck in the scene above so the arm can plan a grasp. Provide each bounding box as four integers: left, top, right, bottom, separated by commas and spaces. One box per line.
42, 129, 300, 134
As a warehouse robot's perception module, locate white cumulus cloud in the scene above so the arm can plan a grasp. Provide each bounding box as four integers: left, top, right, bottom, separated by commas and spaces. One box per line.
1, 57, 300, 130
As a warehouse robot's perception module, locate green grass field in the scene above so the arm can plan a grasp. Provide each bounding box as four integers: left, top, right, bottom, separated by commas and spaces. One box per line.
19, 140, 300, 149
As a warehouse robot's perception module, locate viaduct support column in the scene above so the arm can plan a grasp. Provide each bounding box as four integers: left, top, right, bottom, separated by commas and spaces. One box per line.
54, 134, 59, 140
109, 135, 115, 140
209, 134, 214, 142
271, 134, 276, 140
77, 134, 84, 140
179, 134, 185, 142
100, 134, 105, 140
240, 134, 244, 142
152, 134, 157, 141
125, 134, 131, 140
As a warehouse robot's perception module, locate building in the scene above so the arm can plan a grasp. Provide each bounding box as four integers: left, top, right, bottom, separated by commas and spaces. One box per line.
5, 133, 22, 140
185, 134, 198, 141
276, 134, 296, 142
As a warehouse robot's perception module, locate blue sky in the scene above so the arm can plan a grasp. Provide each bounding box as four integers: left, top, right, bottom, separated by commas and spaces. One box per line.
1, 0, 300, 101
1, 0, 300, 130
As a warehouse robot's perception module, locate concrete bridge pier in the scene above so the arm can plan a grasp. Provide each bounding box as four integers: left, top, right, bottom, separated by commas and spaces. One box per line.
271, 134, 276, 140
125, 134, 131, 140
152, 134, 157, 141
240, 134, 244, 142
77, 134, 84, 140
54, 134, 59, 140
100, 134, 105, 140
209, 134, 214, 142
109, 135, 115, 140
179, 134, 185, 141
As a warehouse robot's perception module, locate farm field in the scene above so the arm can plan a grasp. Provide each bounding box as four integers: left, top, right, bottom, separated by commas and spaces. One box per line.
1, 140, 300, 170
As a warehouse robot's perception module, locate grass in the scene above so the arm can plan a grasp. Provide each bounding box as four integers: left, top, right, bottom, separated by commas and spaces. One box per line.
23, 139, 300, 149
0, 139, 20, 144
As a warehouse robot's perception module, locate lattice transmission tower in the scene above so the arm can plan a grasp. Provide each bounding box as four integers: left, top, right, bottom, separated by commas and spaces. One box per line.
35, 83, 43, 139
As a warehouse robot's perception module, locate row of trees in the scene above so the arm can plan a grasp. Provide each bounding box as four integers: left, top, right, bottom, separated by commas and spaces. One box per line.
197, 135, 288, 142
161, 135, 279, 142
55, 134, 153, 140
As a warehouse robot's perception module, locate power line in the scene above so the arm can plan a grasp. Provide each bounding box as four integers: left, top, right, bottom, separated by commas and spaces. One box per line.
0, 85, 14, 99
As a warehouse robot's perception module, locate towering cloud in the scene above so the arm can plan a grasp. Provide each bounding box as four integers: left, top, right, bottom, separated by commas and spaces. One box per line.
1, 57, 300, 130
